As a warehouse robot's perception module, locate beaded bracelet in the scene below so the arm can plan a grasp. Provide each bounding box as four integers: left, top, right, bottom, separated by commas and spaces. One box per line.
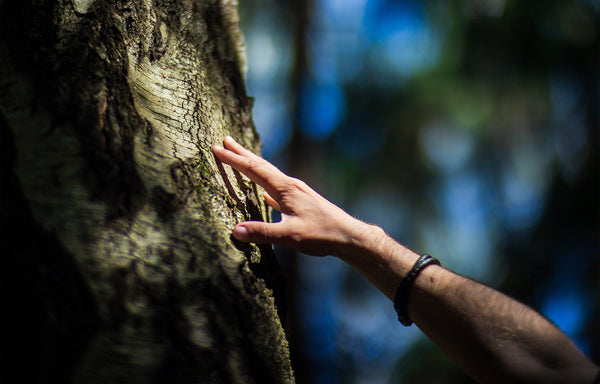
394, 254, 441, 326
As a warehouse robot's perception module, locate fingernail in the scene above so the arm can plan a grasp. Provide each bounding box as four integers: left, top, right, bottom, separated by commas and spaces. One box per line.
224, 136, 235, 143
233, 225, 248, 239
213, 144, 223, 150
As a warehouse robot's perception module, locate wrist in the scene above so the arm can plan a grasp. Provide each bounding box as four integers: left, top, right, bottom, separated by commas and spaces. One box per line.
334, 220, 385, 261
334, 220, 422, 300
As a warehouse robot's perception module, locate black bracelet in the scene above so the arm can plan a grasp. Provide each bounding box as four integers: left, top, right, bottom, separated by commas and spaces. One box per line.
394, 254, 441, 326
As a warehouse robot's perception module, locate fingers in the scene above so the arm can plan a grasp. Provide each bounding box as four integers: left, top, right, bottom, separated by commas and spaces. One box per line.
221, 135, 257, 157
233, 221, 287, 244
263, 191, 281, 211
212, 136, 288, 200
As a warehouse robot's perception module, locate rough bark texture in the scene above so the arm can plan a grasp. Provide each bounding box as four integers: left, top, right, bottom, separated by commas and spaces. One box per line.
0, 0, 294, 382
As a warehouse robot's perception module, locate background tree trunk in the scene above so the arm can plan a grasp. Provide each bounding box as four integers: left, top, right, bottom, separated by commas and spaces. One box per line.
0, 0, 294, 382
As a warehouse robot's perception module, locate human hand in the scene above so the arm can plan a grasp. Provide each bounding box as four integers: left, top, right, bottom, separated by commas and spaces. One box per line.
212, 136, 364, 257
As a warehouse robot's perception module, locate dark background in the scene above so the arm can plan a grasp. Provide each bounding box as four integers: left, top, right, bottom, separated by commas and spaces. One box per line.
239, 1, 599, 383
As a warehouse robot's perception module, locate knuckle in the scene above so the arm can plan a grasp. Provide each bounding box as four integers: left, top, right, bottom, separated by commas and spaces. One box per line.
291, 178, 311, 192
287, 224, 305, 244
247, 157, 264, 171
256, 223, 278, 242
279, 177, 301, 194
261, 224, 271, 240
289, 177, 303, 186
250, 222, 266, 239
290, 231, 304, 244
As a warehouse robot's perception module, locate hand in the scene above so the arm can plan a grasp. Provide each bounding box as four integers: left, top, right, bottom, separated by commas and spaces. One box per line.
212, 136, 365, 256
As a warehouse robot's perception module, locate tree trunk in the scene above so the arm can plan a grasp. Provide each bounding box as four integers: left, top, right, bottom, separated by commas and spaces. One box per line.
0, 0, 293, 383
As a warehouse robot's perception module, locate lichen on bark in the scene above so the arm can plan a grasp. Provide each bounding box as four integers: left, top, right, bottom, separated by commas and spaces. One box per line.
0, 0, 293, 382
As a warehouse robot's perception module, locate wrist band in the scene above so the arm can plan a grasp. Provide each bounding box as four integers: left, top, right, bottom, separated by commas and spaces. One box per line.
394, 254, 441, 326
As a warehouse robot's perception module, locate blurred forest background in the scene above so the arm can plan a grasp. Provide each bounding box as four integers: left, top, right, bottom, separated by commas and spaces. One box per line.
238, 0, 599, 383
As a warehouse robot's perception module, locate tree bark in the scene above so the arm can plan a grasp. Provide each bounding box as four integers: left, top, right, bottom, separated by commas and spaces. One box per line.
0, 0, 293, 383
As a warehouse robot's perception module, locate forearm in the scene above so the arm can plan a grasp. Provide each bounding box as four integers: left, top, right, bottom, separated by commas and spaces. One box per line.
411, 266, 598, 383
335, 223, 598, 384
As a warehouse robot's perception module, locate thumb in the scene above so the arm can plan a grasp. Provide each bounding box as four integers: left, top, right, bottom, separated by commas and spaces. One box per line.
233, 221, 285, 244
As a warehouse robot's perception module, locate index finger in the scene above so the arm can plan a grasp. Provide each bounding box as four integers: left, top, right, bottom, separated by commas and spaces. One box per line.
212, 136, 288, 200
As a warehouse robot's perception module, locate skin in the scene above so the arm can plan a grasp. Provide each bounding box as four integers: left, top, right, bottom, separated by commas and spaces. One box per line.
213, 136, 599, 384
